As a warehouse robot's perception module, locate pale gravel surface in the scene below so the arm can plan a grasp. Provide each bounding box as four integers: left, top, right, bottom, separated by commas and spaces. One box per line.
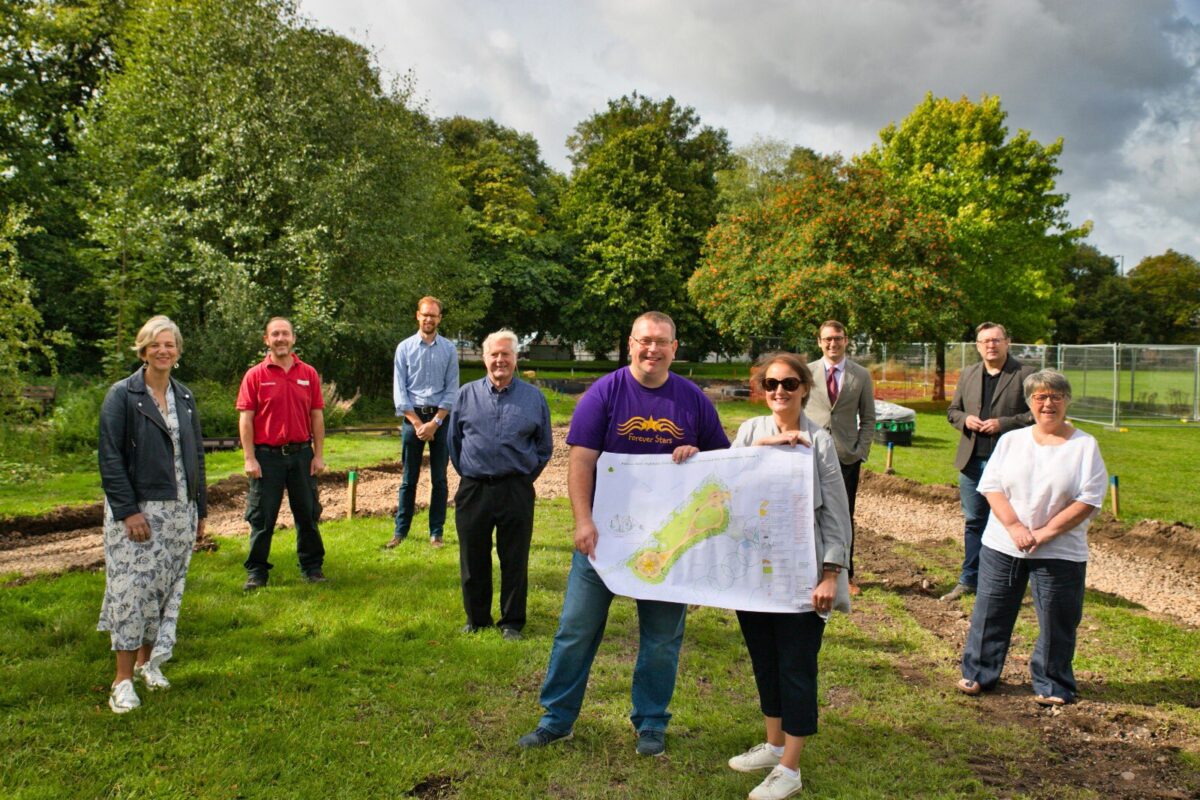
4, 426, 1200, 630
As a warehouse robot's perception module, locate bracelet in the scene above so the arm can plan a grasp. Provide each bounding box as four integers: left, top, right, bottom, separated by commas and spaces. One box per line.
822, 563, 842, 575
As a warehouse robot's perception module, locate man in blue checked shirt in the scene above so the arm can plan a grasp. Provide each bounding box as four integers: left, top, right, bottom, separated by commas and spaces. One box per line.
388, 296, 459, 549
448, 329, 552, 640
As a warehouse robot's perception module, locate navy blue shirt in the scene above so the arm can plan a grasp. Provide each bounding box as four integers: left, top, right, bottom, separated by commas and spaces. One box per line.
449, 376, 553, 480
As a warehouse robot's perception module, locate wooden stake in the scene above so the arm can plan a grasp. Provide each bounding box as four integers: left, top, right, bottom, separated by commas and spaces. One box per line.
348, 470, 358, 518
885, 441, 895, 475
1109, 475, 1119, 519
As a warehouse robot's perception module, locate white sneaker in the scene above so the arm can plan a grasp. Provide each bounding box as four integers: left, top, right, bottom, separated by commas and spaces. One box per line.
134, 661, 170, 690
749, 765, 803, 800
108, 679, 141, 714
728, 742, 782, 773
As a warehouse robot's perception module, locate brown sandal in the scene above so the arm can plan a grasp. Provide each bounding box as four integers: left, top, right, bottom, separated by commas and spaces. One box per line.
956, 678, 982, 696
1034, 694, 1066, 706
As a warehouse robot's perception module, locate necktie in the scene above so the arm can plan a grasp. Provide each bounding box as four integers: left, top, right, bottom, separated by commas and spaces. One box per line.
827, 366, 839, 405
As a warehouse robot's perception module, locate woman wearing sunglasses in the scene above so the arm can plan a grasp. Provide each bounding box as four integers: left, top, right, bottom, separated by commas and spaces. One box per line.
957, 369, 1107, 706
725, 351, 852, 800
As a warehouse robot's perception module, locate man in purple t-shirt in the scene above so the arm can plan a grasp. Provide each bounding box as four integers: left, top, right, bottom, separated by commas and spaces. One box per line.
517, 311, 730, 757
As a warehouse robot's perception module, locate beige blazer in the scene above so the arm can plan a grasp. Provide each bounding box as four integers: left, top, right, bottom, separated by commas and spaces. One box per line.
806, 357, 875, 465
947, 355, 1035, 471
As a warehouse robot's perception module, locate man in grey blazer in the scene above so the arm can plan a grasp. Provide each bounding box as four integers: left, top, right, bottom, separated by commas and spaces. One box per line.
942, 322, 1035, 601
806, 320, 875, 594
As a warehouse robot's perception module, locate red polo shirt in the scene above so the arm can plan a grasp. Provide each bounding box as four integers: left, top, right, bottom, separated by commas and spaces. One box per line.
236, 354, 325, 447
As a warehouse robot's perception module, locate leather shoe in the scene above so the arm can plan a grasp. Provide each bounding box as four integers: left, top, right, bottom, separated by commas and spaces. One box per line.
384, 535, 405, 549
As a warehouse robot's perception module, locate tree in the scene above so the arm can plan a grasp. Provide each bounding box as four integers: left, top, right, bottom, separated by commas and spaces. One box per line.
690, 158, 961, 350
1052, 244, 1149, 343
857, 93, 1081, 395
0, 0, 129, 372
435, 116, 570, 342
561, 93, 733, 360
0, 206, 64, 416
77, 0, 477, 392
1128, 249, 1200, 343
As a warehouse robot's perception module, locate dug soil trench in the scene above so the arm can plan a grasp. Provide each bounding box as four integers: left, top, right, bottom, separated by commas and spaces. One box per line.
3, 427, 1199, 797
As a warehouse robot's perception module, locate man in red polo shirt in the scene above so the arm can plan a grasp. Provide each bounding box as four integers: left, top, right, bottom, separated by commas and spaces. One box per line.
237, 317, 327, 590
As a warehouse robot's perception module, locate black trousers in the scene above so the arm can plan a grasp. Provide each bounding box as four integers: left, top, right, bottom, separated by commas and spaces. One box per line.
840, 460, 861, 579
244, 445, 324, 578
736, 610, 826, 737
454, 474, 535, 630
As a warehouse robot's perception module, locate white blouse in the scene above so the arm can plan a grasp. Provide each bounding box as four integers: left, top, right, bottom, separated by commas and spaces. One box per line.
978, 426, 1108, 562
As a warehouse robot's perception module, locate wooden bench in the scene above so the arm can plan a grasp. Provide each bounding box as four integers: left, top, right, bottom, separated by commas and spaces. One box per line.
20, 385, 56, 415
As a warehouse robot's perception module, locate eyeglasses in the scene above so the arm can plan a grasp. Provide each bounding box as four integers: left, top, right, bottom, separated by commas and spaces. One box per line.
1030, 393, 1065, 404
631, 337, 673, 349
820, 336, 846, 343
976, 338, 1006, 346
763, 377, 802, 392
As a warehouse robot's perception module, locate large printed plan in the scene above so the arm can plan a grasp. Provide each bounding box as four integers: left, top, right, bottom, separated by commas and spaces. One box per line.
591, 446, 818, 613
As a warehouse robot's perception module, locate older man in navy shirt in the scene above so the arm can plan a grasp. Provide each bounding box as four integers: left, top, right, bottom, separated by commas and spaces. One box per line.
449, 329, 553, 640
389, 296, 459, 549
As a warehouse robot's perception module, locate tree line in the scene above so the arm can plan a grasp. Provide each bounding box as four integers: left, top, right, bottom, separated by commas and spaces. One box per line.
3, 0, 1198, 411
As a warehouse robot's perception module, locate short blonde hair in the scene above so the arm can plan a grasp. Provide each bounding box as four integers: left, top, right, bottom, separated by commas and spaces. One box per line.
482, 329, 519, 355
131, 315, 182, 358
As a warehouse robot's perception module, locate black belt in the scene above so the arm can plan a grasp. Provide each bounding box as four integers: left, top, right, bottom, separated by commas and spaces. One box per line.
465, 473, 524, 484
413, 405, 439, 416
257, 441, 312, 455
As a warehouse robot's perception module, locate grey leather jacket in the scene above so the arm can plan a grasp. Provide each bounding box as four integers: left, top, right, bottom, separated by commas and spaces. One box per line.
98, 368, 207, 521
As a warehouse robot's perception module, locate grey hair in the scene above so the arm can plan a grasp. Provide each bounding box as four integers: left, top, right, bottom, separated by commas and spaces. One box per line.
131, 315, 182, 358
482, 328, 519, 355
1023, 369, 1072, 403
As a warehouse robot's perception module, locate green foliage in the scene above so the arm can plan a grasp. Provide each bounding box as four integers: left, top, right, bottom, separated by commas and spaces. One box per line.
0, 0, 126, 373
561, 93, 734, 358
0, 207, 57, 416
436, 116, 571, 342
691, 158, 962, 346
1128, 249, 1200, 343
76, 0, 478, 393
47, 379, 107, 454
1052, 243, 1152, 343
858, 93, 1080, 341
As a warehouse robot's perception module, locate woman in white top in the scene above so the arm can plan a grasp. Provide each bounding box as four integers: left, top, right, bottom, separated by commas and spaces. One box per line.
957, 369, 1107, 705
725, 352, 853, 800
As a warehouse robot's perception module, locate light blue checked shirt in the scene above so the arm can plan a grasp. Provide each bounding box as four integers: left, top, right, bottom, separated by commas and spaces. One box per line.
393, 332, 459, 414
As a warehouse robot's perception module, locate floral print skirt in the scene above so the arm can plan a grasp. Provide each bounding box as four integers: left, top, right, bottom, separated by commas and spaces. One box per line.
97, 498, 197, 665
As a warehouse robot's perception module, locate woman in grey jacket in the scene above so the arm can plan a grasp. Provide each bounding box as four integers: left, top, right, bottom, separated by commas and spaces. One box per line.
97, 315, 206, 714
726, 352, 853, 800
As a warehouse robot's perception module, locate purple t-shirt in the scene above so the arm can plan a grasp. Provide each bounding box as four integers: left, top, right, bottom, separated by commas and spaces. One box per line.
567, 368, 730, 454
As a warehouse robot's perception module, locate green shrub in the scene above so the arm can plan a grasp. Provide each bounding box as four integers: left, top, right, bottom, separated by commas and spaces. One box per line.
188, 379, 239, 438
49, 381, 107, 454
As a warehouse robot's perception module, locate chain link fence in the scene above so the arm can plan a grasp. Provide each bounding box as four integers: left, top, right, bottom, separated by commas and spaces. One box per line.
853, 342, 1200, 427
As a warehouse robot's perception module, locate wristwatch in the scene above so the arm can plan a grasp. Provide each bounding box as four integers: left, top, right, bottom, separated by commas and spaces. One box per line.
822, 563, 842, 574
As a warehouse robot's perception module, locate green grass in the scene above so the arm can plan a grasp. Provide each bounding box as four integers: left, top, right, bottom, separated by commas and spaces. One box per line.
865, 409, 1200, 527
11, 502, 1197, 798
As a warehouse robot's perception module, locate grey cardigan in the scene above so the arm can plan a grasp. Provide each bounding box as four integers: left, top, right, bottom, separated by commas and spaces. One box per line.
731, 413, 854, 613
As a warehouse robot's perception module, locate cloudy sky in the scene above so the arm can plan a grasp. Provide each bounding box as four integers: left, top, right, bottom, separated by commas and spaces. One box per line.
297, 0, 1200, 269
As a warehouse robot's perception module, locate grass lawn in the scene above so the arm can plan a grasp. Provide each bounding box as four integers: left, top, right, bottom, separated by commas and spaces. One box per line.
5, 501, 1198, 798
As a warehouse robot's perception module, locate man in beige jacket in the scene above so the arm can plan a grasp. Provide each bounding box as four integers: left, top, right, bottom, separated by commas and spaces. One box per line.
806, 320, 875, 595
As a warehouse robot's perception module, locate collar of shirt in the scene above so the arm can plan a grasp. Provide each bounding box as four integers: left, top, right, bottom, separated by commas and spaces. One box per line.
487, 377, 513, 394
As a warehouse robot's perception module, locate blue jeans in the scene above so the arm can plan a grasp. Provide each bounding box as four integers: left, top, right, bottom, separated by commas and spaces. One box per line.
961, 545, 1087, 701
536, 551, 687, 735
393, 417, 448, 540
958, 456, 991, 588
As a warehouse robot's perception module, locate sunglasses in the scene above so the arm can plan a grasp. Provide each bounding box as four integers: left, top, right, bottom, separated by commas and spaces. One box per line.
762, 377, 802, 392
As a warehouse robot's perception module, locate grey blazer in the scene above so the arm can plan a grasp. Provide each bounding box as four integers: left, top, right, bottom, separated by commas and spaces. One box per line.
947, 355, 1036, 471
731, 414, 853, 614
806, 357, 876, 466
